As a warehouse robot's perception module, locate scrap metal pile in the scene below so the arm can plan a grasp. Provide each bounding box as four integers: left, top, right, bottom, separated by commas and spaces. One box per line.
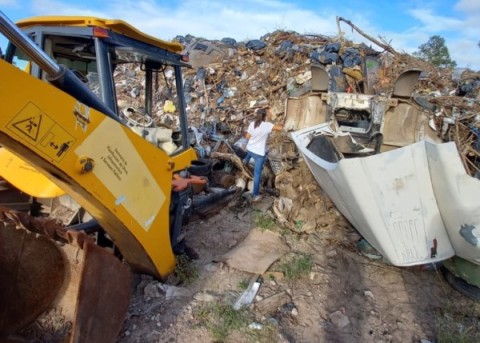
114, 19, 480, 231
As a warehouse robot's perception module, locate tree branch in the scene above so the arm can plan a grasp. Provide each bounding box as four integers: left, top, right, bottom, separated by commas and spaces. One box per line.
336, 16, 398, 55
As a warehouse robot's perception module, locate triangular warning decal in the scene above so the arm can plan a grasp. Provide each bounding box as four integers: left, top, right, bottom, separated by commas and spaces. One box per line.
12, 114, 42, 141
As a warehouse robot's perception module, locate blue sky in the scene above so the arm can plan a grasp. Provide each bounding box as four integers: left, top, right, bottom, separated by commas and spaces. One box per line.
1, 0, 479, 69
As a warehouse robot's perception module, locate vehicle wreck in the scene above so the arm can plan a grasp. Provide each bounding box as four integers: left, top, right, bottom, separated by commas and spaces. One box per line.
289, 64, 480, 291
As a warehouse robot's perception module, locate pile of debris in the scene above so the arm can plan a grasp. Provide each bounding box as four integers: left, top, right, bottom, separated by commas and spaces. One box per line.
114, 18, 480, 230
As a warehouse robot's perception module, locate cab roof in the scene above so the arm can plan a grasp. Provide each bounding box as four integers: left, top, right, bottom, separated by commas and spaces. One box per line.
16, 16, 183, 53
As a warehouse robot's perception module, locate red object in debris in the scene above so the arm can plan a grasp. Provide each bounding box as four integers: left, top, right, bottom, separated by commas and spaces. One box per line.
172, 174, 207, 192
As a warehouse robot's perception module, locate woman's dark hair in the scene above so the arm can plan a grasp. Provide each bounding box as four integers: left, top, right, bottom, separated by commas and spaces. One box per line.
254, 108, 267, 128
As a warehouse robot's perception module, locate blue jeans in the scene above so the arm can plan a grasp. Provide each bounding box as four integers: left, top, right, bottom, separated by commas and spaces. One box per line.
243, 150, 266, 196
243, 151, 252, 166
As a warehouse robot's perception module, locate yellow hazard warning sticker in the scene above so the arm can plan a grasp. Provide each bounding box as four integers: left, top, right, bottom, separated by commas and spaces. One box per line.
6, 102, 75, 162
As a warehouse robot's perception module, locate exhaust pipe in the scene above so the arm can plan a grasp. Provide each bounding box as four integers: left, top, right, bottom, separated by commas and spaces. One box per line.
192, 186, 237, 215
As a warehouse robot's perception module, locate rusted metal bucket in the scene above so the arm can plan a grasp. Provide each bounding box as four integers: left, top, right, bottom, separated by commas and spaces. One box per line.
0, 209, 131, 342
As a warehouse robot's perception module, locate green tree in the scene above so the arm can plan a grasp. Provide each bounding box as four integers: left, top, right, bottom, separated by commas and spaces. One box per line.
414, 35, 457, 68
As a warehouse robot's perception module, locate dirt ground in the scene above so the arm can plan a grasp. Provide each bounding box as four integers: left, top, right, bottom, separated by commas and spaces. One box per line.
116, 194, 480, 343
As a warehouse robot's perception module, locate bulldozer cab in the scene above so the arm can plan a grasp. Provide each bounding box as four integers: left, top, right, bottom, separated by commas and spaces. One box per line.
2, 17, 194, 202
5, 16, 192, 154
0, 14, 197, 342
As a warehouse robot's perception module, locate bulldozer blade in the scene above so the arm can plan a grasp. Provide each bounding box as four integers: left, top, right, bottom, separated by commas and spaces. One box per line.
0, 225, 65, 336
69, 238, 131, 342
0, 210, 131, 342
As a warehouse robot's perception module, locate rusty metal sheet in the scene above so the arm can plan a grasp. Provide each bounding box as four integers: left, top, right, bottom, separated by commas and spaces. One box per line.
284, 93, 328, 131
382, 102, 441, 149
69, 240, 131, 343
392, 69, 422, 98
382, 102, 420, 147
311, 64, 328, 92
0, 225, 65, 335
0, 209, 130, 342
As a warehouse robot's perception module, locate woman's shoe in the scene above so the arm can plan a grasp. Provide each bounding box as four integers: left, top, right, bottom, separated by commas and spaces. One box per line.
252, 195, 262, 202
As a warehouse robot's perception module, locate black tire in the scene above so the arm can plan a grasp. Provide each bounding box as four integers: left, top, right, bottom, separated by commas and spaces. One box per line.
443, 267, 480, 302
231, 145, 247, 159
187, 158, 212, 176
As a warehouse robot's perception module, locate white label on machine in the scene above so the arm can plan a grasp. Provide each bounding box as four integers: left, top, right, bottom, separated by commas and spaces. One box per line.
75, 119, 165, 231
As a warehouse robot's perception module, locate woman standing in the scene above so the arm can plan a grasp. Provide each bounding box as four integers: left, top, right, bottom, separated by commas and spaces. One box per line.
243, 108, 283, 202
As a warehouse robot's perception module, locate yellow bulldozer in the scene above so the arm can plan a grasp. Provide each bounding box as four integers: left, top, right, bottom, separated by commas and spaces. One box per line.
0, 11, 217, 342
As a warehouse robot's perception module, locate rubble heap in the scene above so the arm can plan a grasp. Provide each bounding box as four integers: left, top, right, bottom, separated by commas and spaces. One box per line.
114, 22, 480, 232
179, 31, 479, 178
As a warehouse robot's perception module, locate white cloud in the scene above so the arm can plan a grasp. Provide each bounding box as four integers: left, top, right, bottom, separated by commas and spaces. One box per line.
14, 0, 480, 69
27, 0, 340, 41
449, 38, 479, 69
0, 0, 17, 4
408, 8, 463, 32
455, 0, 480, 13
400, 3, 480, 68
